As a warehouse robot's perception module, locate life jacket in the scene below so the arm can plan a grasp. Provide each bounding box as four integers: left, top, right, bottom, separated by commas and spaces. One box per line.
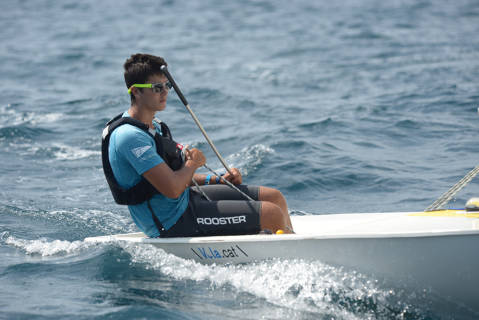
101, 113, 185, 206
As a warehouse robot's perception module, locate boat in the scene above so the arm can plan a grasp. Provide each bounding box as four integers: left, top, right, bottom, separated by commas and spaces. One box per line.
85, 209, 479, 311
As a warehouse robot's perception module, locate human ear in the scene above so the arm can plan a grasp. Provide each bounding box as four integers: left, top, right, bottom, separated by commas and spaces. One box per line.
131, 87, 142, 98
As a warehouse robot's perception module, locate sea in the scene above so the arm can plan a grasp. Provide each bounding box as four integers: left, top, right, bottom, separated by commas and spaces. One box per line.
1, 0, 479, 319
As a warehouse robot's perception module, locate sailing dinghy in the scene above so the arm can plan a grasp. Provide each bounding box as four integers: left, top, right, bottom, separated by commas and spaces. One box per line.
86, 209, 479, 311
92, 67, 479, 311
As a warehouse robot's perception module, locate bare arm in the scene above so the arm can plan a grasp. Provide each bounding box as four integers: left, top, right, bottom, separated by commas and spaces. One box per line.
191, 173, 212, 186
190, 167, 243, 186
143, 148, 205, 198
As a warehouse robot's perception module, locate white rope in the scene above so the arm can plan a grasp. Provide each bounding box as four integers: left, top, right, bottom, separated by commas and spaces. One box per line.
203, 164, 254, 201
425, 165, 479, 211
199, 165, 296, 233
191, 177, 211, 201
191, 165, 254, 202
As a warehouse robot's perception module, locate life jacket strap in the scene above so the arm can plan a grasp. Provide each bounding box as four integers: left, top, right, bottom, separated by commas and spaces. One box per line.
147, 200, 165, 234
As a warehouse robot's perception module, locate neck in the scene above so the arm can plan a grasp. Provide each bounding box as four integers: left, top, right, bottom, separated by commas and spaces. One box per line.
128, 104, 155, 128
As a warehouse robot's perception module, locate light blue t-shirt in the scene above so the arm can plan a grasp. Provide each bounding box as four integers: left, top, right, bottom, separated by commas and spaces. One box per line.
108, 111, 189, 237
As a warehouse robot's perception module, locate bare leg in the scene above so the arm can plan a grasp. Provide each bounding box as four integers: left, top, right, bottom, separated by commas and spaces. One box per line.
259, 202, 290, 233
258, 187, 294, 232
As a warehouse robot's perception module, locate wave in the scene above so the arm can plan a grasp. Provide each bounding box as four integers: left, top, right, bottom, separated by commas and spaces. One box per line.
50, 143, 100, 160
2, 204, 136, 237
0, 104, 63, 127
8, 142, 100, 161
0, 126, 54, 141
393, 119, 422, 130
298, 117, 349, 131
225, 144, 275, 176
2, 232, 93, 257
121, 243, 430, 319
44, 208, 136, 235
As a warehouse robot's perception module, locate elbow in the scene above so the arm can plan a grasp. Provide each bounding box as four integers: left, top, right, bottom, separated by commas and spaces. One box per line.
171, 189, 185, 199
161, 184, 186, 199
143, 165, 188, 199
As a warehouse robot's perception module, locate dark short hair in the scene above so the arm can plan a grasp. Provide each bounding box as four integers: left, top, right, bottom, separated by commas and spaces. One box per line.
123, 53, 167, 102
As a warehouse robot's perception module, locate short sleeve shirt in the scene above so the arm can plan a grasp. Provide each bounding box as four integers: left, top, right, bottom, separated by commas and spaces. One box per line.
108, 111, 189, 237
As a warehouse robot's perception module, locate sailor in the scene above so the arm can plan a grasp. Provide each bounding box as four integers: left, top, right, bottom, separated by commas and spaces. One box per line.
102, 53, 293, 237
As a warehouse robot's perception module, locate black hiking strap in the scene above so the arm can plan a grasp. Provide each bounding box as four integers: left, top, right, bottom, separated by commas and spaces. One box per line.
147, 199, 166, 235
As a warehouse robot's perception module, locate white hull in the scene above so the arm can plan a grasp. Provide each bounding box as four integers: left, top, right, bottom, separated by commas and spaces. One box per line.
85, 210, 479, 311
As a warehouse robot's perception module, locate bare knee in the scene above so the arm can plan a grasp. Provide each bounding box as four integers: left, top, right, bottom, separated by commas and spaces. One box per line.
259, 202, 288, 233
259, 187, 286, 205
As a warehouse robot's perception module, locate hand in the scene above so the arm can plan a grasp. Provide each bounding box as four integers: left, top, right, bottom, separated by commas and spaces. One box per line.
184, 148, 206, 169
222, 167, 242, 185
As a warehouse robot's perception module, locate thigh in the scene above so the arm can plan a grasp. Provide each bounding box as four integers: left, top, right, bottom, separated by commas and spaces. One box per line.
192, 197, 261, 236
192, 184, 260, 201
161, 186, 261, 237
160, 209, 201, 238
163, 188, 261, 237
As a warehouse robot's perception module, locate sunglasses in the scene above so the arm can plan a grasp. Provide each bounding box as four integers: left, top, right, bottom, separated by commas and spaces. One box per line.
128, 81, 173, 94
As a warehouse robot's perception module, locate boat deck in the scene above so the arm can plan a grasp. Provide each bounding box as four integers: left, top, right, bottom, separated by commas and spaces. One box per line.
86, 210, 479, 244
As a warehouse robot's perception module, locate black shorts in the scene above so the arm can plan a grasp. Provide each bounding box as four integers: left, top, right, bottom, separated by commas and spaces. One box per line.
160, 185, 261, 237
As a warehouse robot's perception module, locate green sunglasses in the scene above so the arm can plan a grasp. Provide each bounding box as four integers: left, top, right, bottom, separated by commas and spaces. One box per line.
128, 81, 173, 94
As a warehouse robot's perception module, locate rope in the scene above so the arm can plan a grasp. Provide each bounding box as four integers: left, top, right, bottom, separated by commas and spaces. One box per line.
203, 164, 254, 201
191, 177, 211, 201
425, 165, 479, 211
199, 165, 296, 233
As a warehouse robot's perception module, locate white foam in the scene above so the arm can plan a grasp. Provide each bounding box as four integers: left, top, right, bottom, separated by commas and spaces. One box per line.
8, 142, 100, 160
226, 144, 275, 175
244, 63, 281, 83
3, 233, 92, 257
0, 104, 63, 127
121, 243, 404, 319
180, 143, 274, 176
51, 143, 100, 160
29, 112, 64, 125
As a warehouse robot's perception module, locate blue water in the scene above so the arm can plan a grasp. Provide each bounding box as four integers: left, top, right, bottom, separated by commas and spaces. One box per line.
1, 0, 479, 318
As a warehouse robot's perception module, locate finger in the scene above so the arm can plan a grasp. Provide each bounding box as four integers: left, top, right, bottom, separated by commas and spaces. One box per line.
185, 149, 193, 161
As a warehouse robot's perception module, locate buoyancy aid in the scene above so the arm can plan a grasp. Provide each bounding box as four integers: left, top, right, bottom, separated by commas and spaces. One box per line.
101, 113, 185, 206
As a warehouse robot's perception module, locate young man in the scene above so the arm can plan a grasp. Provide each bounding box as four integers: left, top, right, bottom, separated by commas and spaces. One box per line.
102, 53, 293, 238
